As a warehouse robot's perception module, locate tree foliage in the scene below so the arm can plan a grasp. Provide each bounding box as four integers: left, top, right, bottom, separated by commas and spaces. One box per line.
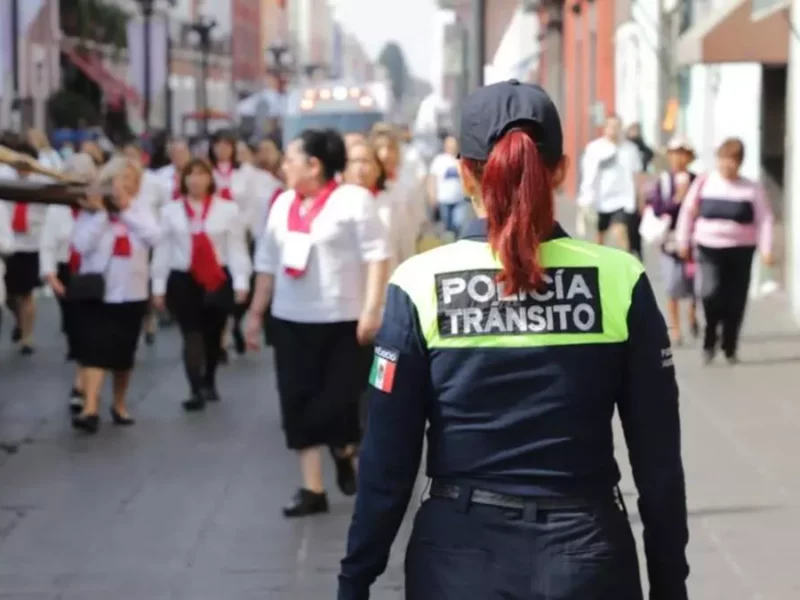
61, 0, 130, 48
377, 42, 409, 102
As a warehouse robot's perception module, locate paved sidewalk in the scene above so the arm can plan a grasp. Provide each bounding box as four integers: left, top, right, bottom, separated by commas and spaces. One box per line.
0, 222, 798, 598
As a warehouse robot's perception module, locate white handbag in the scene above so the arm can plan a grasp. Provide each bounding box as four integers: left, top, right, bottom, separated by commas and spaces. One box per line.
639, 206, 670, 245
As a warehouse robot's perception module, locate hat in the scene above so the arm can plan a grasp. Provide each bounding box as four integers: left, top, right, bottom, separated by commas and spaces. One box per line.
458, 79, 563, 165
666, 135, 695, 155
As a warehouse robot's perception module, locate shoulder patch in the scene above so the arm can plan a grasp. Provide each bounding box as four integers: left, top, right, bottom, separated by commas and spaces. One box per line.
368, 346, 398, 393
435, 267, 603, 337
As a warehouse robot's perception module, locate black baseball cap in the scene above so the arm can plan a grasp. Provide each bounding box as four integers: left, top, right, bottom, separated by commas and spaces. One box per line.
458, 79, 563, 166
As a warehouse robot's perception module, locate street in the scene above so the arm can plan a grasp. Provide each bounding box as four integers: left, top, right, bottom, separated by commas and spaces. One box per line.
0, 244, 799, 598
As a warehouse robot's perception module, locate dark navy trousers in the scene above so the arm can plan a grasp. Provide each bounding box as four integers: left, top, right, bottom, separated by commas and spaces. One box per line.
404, 496, 644, 600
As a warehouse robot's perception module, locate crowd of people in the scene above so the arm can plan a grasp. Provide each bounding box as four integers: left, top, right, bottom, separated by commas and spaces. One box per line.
0, 112, 775, 518
0, 123, 434, 514
578, 116, 774, 364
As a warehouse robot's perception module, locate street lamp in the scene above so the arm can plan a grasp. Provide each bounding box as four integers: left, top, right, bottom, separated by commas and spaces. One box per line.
135, 0, 155, 129
190, 16, 217, 137
265, 44, 292, 93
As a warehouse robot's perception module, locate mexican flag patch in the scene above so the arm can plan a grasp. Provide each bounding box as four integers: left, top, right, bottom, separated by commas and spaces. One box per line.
369, 346, 398, 393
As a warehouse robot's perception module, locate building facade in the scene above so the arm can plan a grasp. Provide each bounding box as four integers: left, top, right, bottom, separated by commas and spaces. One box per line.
231, 0, 263, 95
562, 0, 616, 197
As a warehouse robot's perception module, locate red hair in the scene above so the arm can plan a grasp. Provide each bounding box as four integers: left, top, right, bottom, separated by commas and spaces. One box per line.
463, 127, 556, 295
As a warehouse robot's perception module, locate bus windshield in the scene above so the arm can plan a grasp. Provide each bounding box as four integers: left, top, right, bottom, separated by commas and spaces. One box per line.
283, 112, 384, 146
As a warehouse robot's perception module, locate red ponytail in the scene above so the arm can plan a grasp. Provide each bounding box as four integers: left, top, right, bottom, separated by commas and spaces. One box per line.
465, 128, 555, 296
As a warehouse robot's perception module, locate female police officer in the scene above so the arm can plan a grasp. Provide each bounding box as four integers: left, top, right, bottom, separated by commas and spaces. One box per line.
337, 80, 689, 600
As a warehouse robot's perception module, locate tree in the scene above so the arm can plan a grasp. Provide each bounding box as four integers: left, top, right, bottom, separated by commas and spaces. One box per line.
378, 42, 409, 102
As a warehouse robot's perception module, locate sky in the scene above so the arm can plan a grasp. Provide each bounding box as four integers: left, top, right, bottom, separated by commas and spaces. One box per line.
329, 0, 438, 83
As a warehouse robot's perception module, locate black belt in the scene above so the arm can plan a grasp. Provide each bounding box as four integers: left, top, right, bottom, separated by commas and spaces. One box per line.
429, 481, 594, 511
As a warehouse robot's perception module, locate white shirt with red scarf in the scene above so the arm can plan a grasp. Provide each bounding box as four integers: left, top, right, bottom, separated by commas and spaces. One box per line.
248, 167, 284, 241
70, 203, 161, 303
1, 169, 49, 253
39, 204, 79, 277
254, 183, 389, 323
150, 195, 253, 296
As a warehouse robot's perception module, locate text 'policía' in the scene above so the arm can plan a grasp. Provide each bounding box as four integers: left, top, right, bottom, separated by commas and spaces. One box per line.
435, 268, 604, 337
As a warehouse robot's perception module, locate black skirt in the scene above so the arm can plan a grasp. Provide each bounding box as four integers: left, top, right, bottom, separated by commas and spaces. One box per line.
270, 317, 372, 450
165, 270, 234, 332
4, 252, 41, 296
73, 300, 147, 371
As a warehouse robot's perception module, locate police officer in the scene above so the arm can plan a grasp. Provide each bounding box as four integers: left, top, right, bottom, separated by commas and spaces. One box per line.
337, 80, 689, 600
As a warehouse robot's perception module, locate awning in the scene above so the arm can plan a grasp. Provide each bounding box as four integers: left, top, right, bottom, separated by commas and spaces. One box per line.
676, 0, 790, 66
62, 44, 142, 108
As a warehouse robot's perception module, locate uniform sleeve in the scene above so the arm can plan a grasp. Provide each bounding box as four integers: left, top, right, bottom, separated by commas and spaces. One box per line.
120, 202, 161, 248
352, 189, 390, 263
150, 206, 171, 296
38, 206, 60, 277
71, 211, 110, 256
617, 273, 689, 600
226, 204, 253, 292
253, 198, 281, 275
0, 202, 13, 255
338, 282, 432, 600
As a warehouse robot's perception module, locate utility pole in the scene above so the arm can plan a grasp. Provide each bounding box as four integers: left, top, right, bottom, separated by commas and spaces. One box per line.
137, 0, 155, 130
191, 17, 217, 138
10, 0, 19, 129
572, 1, 583, 193
471, 0, 486, 89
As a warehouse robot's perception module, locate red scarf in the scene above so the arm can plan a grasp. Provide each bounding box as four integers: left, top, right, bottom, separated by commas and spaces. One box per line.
184, 196, 227, 291
284, 180, 338, 278
215, 163, 234, 201
109, 214, 132, 257
11, 203, 28, 233
68, 207, 82, 273
269, 187, 284, 209
368, 186, 380, 197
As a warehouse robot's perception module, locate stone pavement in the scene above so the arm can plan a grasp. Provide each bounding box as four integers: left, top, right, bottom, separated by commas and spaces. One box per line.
0, 241, 799, 598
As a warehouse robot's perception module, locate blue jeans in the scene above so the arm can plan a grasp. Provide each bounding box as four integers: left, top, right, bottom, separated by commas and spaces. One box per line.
438, 203, 464, 236
405, 495, 643, 600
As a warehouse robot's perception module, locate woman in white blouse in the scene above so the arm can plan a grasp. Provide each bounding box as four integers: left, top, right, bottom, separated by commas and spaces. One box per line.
2, 141, 49, 355
246, 128, 390, 518
151, 158, 252, 411
40, 153, 98, 413
344, 139, 410, 273
70, 160, 161, 434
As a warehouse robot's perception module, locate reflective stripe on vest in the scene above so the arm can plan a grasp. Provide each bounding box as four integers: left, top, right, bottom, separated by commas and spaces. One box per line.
390, 238, 644, 349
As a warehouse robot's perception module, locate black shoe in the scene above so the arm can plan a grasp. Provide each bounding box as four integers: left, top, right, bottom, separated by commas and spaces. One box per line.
110, 408, 136, 426
11, 326, 20, 343
72, 414, 99, 434
702, 349, 715, 365
330, 448, 357, 497
68, 388, 83, 415
182, 396, 206, 412
232, 327, 246, 355
19, 345, 35, 356
144, 331, 155, 346
201, 386, 221, 403
282, 489, 329, 518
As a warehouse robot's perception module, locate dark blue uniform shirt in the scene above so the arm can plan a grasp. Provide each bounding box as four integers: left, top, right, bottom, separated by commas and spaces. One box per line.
339, 220, 688, 600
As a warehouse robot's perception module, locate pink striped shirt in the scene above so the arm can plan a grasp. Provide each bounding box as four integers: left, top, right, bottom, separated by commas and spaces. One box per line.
675, 170, 773, 255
